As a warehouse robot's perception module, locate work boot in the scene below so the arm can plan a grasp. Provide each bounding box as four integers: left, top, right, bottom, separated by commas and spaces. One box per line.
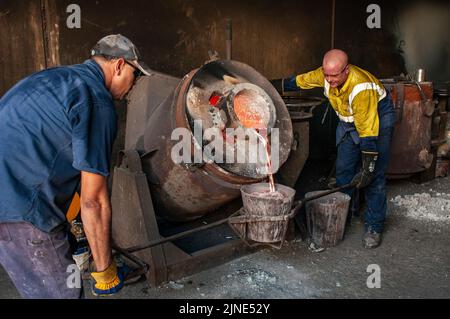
362, 229, 382, 249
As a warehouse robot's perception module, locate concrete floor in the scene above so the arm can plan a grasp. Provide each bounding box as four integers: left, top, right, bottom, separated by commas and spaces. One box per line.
1, 175, 449, 299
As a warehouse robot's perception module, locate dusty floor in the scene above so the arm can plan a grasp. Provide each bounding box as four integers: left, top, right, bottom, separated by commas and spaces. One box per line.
1, 176, 449, 299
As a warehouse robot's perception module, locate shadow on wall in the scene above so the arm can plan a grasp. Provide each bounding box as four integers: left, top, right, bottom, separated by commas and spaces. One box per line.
396, 1, 450, 83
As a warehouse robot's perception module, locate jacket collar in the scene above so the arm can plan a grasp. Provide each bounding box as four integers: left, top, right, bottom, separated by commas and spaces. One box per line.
83, 59, 106, 85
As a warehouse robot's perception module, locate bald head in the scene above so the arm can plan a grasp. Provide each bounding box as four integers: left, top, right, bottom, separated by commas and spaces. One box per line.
323, 49, 348, 72
322, 49, 349, 88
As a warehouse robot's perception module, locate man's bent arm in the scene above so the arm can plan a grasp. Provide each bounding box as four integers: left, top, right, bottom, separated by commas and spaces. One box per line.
80, 170, 112, 272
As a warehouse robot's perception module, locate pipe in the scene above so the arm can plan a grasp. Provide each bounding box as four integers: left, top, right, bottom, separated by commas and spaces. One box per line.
124, 216, 231, 253
292, 181, 357, 215
111, 181, 357, 280
112, 244, 150, 281
39, 0, 49, 68
122, 182, 356, 253
112, 244, 149, 270
331, 0, 335, 49
226, 19, 232, 60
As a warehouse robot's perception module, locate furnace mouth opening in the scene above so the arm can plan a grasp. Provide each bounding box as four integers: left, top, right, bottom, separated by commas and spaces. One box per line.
233, 90, 269, 129
186, 81, 278, 178
227, 83, 276, 132
183, 60, 292, 179
186, 82, 276, 132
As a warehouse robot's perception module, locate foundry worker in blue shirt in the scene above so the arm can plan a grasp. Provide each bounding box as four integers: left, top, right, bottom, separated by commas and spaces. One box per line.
0, 34, 149, 298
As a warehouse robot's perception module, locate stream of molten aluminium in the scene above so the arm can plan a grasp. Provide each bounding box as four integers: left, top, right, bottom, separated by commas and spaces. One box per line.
233, 94, 276, 192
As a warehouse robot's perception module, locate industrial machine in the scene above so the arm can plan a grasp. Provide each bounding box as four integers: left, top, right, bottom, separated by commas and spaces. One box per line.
109, 60, 449, 288
110, 59, 314, 286
383, 79, 448, 181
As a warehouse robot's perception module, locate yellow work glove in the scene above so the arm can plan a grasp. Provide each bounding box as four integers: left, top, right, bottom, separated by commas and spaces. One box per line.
90, 260, 124, 296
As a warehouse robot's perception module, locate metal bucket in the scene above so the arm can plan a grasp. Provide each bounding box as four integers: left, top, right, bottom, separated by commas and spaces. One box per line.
305, 191, 350, 247
239, 183, 295, 243
384, 82, 435, 178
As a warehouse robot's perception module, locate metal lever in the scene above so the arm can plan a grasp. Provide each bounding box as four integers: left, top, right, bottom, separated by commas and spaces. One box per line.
112, 182, 357, 275
291, 181, 357, 215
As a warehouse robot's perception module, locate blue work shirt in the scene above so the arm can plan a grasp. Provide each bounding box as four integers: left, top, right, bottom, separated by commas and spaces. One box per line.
0, 59, 117, 232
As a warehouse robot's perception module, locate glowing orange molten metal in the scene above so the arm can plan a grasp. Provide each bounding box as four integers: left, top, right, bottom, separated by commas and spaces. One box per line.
233, 90, 270, 129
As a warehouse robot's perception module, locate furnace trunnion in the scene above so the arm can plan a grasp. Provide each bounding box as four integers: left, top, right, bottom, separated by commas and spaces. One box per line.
111, 60, 312, 286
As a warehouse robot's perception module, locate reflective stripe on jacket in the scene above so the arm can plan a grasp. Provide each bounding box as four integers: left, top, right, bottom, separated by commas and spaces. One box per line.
293, 65, 386, 140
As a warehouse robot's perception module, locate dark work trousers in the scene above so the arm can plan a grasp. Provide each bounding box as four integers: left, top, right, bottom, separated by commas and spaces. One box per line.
336, 127, 394, 233
0, 222, 82, 299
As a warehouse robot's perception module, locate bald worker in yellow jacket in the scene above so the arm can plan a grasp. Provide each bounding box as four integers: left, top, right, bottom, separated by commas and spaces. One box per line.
271, 49, 397, 248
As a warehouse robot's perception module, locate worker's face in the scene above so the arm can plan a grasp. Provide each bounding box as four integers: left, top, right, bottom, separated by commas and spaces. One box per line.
323, 64, 349, 88
109, 59, 137, 100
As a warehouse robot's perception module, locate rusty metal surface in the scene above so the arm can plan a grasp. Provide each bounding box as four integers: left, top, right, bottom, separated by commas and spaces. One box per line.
436, 158, 450, 178
238, 183, 295, 244
240, 183, 295, 217
125, 73, 180, 150
228, 207, 295, 248
276, 122, 310, 187
385, 82, 435, 178
433, 93, 449, 144
139, 60, 293, 222
183, 60, 292, 178
305, 191, 351, 247
111, 161, 258, 286
276, 96, 322, 187
111, 162, 169, 285
124, 216, 231, 253
141, 77, 252, 221
165, 239, 258, 283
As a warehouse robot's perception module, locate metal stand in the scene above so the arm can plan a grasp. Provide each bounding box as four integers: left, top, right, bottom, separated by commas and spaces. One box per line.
110, 150, 356, 287
110, 150, 255, 287
228, 208, 297, 249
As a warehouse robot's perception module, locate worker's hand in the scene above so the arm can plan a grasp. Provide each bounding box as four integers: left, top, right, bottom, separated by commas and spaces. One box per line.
269, 79, 284, 95
351, 151, 378, 188
90, 260, 129, 296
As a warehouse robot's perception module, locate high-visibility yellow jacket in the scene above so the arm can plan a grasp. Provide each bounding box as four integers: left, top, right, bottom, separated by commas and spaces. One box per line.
292, 65, 386, 139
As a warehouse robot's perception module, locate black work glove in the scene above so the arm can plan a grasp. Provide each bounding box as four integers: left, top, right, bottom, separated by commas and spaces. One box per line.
269, 79, 284, 95
351, 151, 378, 188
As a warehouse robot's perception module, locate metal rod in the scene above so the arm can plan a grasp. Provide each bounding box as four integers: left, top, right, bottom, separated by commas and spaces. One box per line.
112, 244, 149, 270
120, 182, 356, 254
125, 216, 231, 253
226, 19, 232, 60
414, 81, 428, 102
292, 182, 356, 215
331, 0, 336, 49
306, 182, 356, 201
111, 245, 149, 281
39, 0, 49, 68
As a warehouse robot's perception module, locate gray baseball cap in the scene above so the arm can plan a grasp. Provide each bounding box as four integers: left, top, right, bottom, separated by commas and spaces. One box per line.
91, 34, 150, 76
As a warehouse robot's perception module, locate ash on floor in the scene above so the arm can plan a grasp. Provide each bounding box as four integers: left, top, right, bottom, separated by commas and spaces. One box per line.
1, 176, 449, 299
391, 192, 450, 223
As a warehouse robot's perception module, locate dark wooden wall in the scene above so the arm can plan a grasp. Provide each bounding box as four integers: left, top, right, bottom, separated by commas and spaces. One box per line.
1, 0, 448, 164
0, 0, 46, 95
1, 0, 449, 96
43, 0, 332, 78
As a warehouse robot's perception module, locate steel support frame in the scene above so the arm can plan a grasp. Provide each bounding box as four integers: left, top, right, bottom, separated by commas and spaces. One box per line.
111, 150, 255, 287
